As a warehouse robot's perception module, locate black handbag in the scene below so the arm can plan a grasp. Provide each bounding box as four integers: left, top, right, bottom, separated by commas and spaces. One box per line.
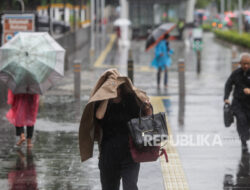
224, 103, 234, 127
127, 105, 168, 148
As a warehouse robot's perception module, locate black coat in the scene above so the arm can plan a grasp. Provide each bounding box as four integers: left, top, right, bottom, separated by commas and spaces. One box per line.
224, 68, 250, 107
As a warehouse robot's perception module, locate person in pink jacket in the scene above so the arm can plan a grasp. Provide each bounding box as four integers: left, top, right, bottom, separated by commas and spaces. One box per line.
6, 90, 39, 148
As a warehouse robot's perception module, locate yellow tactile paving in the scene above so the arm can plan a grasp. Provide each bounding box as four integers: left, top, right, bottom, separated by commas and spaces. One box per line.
94, 34, 117, 68
150, 96, 189, 190
93, 34, 155, 72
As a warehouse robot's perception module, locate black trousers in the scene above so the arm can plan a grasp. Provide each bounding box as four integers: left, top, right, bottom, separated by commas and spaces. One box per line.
15, 126, 34, 139
232, 100, 250, 141
99, 137, 140, 190
157, 67, 168, 86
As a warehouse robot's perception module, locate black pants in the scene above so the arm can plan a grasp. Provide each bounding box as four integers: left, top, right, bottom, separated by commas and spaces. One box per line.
157, 67, 168, 86
99, 137, 140, 190
16, 126, 34, 139
232, 100, 250, 142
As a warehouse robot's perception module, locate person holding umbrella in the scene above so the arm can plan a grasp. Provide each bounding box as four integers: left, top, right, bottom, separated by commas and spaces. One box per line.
151, 34, 174, 89
145, 23, 176, 89
0, 32, 65, 147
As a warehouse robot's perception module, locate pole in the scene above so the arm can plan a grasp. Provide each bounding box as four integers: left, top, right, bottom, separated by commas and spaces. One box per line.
197, 50, 201, 74
186, 0, 195, 25
127, 49, 134, 83
120, 0, 129, 46
232, 59, 239, 71
90, 0, 95, 54
79, 0, 83, 28
101, 0, 105, 32
178, 59, 185, 96
221, 0, 224, 21
232, 46, 237, 59
17, 0, 25, 13
227, 0, 231, 11
73, 60, 81, 121
48, 0, 52, 34
178, 59, 185, 126
63, 0, 66, 33
96, 0, 100, 32
238, 0, 243, 34
74, 60, 81, 100
73, 0, 77, 31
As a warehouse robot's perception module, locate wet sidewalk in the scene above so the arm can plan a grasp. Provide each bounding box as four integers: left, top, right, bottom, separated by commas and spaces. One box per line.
0, 31, 250, 190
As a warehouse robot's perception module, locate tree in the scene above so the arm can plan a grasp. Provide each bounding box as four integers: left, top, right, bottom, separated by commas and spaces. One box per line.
195, 0, 211, 9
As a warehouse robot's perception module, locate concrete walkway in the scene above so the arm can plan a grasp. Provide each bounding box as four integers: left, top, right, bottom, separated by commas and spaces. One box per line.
0, 31, 250, 190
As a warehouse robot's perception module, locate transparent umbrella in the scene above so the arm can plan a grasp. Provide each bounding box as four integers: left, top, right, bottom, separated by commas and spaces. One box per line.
0, 32, 65, 94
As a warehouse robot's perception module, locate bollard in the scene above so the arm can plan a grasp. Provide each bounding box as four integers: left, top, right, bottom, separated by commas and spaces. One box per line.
178, 92, 185, 126
178, 59, 185, 126
232, 46, 237, 60
232, 59, 239, 71
73, 60, 81, 100
178, 59, 185, 96
127, 49, 134, 83
196, 50, 201, 74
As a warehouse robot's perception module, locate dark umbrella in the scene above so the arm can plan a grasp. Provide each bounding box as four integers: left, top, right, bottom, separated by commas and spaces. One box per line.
145, 23, 176, 51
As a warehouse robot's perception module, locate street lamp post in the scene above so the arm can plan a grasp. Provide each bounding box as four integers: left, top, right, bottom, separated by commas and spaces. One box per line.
221, 0, 224, 21
238, 0, 243, 34
227, 0, 231, 11
91, 0, 95, 51
16, 0, 25, 13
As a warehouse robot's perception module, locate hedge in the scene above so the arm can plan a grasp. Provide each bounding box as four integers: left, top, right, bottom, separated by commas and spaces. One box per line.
214, 30, 250, 48
202, 24, 212, 31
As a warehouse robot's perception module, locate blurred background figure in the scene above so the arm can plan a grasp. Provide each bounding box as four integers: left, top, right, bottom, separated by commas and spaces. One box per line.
151, 34, 174, 89
224, 53, 250, 153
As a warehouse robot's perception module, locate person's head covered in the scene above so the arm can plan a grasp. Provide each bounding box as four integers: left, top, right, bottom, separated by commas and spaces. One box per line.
239, 53, 250, 71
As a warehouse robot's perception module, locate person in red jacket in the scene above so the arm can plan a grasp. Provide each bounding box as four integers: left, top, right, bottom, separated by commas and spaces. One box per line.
6, 90, 39, 148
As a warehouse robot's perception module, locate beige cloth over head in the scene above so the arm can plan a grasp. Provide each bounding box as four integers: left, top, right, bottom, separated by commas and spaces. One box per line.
78, 68, 149, 162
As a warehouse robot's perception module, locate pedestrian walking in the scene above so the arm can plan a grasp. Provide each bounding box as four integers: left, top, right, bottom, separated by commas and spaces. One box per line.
79, 69, 151, 190
224, 53, 250, 152
151, 34, 174, 88
6, 90, 39, 148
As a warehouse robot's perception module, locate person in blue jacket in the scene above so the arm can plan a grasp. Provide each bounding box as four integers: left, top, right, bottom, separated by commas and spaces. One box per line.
151, 34, 174, 88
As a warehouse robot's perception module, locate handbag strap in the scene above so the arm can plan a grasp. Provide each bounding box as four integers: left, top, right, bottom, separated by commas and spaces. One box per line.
139, 104, 154, 128
159, 148, 168, 162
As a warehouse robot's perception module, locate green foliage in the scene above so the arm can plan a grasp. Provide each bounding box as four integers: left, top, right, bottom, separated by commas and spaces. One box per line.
214, 30, 250, 48
195, 0, 211, 9
202, 24, 213, 31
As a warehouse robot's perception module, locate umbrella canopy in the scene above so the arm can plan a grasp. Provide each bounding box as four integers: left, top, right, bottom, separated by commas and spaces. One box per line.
225, 11, 236, 18
145, 23, 176, 51
114, 18, 131, 26
243, 10, 250, 16
0, 32, 65, 94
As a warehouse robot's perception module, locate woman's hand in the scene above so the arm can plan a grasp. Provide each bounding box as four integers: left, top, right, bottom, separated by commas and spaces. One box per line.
144, 99, 152, 116
243, 88, 250, 95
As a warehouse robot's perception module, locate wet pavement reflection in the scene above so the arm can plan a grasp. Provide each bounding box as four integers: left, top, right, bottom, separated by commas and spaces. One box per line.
224, 153, 250, 190
8, 150, 38, 190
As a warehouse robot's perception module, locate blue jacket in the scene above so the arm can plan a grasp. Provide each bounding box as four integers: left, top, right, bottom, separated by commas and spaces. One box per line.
151, 40, 174, 69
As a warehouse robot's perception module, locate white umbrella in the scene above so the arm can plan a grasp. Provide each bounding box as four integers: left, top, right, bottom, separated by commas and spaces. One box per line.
114, 18, 131, 26
0, 32, 65, 94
